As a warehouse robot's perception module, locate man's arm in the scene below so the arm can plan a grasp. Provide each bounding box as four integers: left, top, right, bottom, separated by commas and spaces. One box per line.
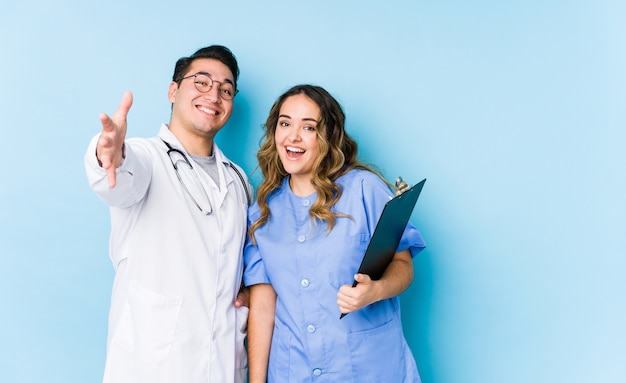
96, 91, 133, 188
248, 283, 276, 383
337, 249, 414, 315
86, 91, 154, 208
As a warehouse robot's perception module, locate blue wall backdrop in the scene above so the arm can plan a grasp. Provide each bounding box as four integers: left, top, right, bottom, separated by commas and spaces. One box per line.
1, 1, 624, 382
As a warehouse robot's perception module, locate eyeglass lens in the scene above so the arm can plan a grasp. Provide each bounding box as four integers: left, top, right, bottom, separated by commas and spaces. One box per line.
192, 74, 236, 100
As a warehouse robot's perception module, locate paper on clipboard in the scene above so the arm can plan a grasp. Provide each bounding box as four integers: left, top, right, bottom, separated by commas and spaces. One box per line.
340, 178, 426, 319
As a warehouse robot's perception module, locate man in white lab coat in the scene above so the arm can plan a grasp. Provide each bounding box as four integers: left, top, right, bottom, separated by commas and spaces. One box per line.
85, 45, 251, 383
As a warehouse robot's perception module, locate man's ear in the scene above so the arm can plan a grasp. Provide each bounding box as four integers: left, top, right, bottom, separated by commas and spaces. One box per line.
168, 81, 178, 104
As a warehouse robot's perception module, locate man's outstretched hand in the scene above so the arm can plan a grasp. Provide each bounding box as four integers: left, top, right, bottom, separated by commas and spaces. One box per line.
96, 91, 133, 188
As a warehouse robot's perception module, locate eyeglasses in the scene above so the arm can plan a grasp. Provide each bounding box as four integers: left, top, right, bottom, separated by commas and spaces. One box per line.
178, 72, 238, 100
162, 140, 212, 215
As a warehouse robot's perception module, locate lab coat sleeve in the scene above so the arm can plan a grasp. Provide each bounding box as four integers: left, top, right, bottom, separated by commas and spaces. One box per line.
85, 134, 153, 208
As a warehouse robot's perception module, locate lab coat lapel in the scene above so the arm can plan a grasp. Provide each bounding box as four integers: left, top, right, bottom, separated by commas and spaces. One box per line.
212, 145, 234, 210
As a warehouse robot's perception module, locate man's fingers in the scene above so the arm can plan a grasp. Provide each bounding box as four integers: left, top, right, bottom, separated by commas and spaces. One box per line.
235, 287, 251, 308
99, 112, 114, 132
106, 168, 117, 189
114, 91, 133, 121
95, 91, 131, 189
101, 91, 132, 132
97, 131, 116, 150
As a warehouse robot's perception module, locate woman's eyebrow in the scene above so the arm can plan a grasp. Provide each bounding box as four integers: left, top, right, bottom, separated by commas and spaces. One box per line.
278, 114, 318, 123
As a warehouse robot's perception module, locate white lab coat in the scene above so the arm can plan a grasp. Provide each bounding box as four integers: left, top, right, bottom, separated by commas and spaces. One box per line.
85, 124, 250, 383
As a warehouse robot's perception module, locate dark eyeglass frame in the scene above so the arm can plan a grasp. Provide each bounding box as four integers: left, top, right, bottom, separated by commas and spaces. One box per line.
162, 139, 212, 215
177, 72, 239, 100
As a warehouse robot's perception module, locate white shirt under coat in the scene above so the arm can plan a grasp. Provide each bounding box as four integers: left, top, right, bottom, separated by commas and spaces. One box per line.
85, 124, 250, 383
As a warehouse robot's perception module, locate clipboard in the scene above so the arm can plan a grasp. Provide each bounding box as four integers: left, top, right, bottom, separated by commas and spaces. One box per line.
340, 178, 426, 319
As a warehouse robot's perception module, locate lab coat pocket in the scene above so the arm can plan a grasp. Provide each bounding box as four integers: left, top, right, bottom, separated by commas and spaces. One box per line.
112, 281, 182, 365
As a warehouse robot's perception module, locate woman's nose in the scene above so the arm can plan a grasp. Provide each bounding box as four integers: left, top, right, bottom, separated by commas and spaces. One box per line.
287, 129, 300, 142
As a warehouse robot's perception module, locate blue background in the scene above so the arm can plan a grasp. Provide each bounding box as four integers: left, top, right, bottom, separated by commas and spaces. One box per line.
1, 1, 625, 382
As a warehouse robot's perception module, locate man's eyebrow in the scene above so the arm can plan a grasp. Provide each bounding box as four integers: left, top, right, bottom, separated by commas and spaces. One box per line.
196, 71, 235, 85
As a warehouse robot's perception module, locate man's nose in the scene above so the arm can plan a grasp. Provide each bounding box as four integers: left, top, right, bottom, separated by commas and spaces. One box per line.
203, 84, 221, 102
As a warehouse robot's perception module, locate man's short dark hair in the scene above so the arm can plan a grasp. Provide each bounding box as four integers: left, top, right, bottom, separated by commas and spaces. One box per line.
173, 45, 240, 90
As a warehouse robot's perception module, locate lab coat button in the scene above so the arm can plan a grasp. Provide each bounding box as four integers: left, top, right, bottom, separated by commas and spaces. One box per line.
307, 324, 316, 333
300, 279, 309, 287
298, 235, 305, 243
313, 368, 322, 376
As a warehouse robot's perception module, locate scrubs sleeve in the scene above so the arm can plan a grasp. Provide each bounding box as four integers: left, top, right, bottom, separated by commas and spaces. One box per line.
358, 172, 426, 258
398, 221, 426, 258
359, 173, 398, 236
243, 239, 270, 287
243, 204, 271, 287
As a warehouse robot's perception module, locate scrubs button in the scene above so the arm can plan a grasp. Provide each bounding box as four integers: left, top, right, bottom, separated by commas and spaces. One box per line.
301, 279, 309, 287
313, 368, 322, 376
303, 199, 310, 207
307, 324, 316, 333
298, 235, 306, 243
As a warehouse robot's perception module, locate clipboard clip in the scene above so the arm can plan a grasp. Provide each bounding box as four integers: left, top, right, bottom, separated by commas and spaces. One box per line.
394, 176, 411, 196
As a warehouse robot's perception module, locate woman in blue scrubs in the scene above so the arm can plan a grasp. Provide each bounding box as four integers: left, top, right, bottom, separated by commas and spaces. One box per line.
244, 84, 426, 382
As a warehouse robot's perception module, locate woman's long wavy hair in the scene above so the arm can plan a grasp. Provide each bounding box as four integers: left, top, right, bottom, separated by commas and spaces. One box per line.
249, 84, 383, 242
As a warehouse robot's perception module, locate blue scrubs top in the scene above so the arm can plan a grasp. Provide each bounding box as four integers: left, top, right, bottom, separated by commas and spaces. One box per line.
244, 169, 426, 382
